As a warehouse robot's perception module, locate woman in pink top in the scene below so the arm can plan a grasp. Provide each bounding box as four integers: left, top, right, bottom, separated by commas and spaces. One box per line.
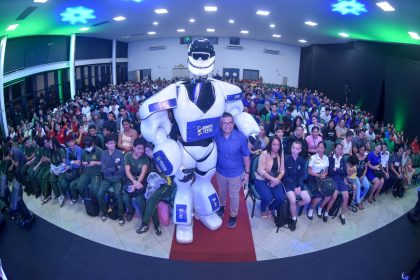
306, 126, 323, 156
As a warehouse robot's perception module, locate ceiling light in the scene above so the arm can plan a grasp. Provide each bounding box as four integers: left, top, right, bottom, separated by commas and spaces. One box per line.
154, 8, 168, 14
376, 1, 395, 11
305, 21, 318, 26
148, 31, 156, 35
207, 28, 215, 32
270, 24, 275, 28
339, 32, 350, 37
60, 6, 96, 24
153, 21, 158, 25
189, 18, 195, 23
256, 10, 270, 16
240, 30, 249, 34
34, 0, 48, 3
299, 39, 307, 43
79, 27, 90, 31
272, 34, 281, 38
122, 35, 131, 39
113, 16, 126, 21
229, 19, 235, 24
408, 32, 420, 40
6, 24, 19, 31
177, 29, 185, 33
204, 6, 218, 12
331, 0, 368, 16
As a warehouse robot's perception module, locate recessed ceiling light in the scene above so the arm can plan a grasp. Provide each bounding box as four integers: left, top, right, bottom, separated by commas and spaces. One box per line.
240, 30, 249, 34
79, 27, 90, 31
339, 32, 350, 37
229, 19, 235, 24
272, 34, 281, 38
6, 24, 19, 31
148, 31, 156, 35
177, 29, 185, 33
154, 8, 168, 14
189, 18, 195, 23
256, 10, 270, 16
153, 21, 158, 25
33, 0, 48, 3
113, 16, 126, 21
204, 6, 218, 12
376, 1, 395, 11
207, 28, 215, 32
299, 39, 307, 43
305, 21, 318, 26
270, 24, 275, 28
408, 32, 420, 40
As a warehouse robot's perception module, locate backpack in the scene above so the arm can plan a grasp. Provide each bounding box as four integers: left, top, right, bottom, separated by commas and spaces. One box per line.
106, 192, 119, 220
84, 190, 99, 217
392, 181, 404, 198
157, 201, 170, 226
328, 193, 343, 218
9, 181, 35, 228
274, 199, 291, 232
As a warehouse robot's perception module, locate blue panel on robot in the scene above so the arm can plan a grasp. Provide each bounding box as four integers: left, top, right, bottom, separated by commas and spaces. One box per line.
175, 204, 188, 223
186, 117, 220, 142
226, 92, 243, 102
148, 98, 177, 113
208, 193, 220, 212
153, 151, 173, 175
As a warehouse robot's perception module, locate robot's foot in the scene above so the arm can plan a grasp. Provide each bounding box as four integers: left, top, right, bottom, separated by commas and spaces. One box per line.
176, 224, 193, 244
195, 212, 222, 231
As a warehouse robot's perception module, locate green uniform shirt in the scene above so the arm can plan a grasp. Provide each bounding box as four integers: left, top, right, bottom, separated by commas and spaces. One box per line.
82, 147, 103, 176
33, 146, 43, 164
40, 147, 51, 166
124, 152, 150, 178
24, 145, 36, 159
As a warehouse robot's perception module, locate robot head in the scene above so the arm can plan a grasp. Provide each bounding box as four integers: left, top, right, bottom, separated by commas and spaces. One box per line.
188, 39, 215, 76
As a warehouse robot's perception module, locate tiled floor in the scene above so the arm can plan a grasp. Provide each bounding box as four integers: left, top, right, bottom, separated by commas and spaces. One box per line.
24, 186, 418, 261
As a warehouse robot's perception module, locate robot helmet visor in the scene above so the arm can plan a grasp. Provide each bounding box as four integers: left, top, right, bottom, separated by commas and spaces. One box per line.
192, 52, 210, 60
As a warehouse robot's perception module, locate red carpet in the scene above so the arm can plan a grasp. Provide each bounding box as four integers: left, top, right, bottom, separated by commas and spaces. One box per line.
169, 177, 256, 262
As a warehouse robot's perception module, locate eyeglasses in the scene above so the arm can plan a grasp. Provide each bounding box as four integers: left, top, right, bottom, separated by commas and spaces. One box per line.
222, 122, 234, 126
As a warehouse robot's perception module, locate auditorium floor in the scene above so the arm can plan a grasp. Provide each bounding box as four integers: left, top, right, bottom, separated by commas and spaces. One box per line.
23, 186, 419, 261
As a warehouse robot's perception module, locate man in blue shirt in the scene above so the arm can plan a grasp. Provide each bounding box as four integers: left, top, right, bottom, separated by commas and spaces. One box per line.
214, 112, 250, 228
283, 141, 311, 231
58, 134, 82, 207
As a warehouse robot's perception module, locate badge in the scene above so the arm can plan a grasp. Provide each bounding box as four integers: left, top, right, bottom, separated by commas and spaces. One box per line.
297, 165, 301, 170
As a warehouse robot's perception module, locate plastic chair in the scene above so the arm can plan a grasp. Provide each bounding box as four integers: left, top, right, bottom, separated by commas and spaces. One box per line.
245, 155, 261, 218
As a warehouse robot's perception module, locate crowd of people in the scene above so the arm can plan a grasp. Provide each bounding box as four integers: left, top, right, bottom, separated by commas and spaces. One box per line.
0, 77, 419, 235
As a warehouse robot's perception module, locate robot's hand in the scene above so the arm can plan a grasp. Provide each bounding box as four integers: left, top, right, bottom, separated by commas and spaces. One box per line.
248, 134, 260, 147
179, 168, 195, 183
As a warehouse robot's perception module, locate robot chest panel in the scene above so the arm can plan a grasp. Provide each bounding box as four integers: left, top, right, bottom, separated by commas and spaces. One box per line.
174, 83, 225, 142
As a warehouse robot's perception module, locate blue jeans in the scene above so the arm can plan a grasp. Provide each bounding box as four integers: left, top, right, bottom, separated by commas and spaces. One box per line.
355, 176, 370, 204
254, 179, 285, 212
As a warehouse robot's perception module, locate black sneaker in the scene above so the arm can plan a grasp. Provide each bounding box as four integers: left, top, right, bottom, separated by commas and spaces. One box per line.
217, 206, 225, 218
339, 215, 346, 225
154, 226, 162, 236
136, 224, 149, 234
298, 206, 304, 216
323, 215, 328, 223
118, 216, 125, 226
227, 216, 237, 228
289, 219, 297, 231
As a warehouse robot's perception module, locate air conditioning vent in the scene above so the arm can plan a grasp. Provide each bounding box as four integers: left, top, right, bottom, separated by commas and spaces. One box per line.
264, 48, 280, 55
149, 46, 166, 51
227, 45, 243, 50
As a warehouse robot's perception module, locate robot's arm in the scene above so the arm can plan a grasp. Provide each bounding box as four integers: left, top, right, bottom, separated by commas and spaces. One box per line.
211, 79, 260, 138
139, 83, 182, 176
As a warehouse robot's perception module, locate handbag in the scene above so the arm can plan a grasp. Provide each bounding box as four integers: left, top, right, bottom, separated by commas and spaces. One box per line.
373, 169, 385, 179
316, 177, 336, 197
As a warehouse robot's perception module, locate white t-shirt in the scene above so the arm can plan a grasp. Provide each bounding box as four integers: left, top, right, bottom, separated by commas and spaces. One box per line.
381, 151, 390, 168
342, 139, 352, 155
308, 153, 329, 174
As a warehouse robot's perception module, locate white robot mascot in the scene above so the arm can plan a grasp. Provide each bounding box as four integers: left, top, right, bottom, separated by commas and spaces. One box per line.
139, 39, 260, 243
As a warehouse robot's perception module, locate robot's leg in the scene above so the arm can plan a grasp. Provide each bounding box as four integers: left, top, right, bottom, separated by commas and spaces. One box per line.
172, 141, 196, 244
192, 143, 222, 230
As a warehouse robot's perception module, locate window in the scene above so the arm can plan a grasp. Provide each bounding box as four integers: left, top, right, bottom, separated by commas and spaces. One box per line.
243, 69, 259, 80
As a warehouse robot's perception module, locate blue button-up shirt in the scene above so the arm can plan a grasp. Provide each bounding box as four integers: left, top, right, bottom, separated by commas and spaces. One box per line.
65, 145, 83, 170
214, 129, 250, 178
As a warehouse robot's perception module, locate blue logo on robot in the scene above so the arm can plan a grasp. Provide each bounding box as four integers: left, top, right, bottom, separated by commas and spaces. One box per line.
208, 193, 220, 211
176, 204, 188, 223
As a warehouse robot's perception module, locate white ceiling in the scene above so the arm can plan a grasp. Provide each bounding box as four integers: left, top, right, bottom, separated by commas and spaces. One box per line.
0, 0, 420, 46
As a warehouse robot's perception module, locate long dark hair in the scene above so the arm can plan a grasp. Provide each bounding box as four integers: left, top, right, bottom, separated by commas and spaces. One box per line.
266, 135, 282, 156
